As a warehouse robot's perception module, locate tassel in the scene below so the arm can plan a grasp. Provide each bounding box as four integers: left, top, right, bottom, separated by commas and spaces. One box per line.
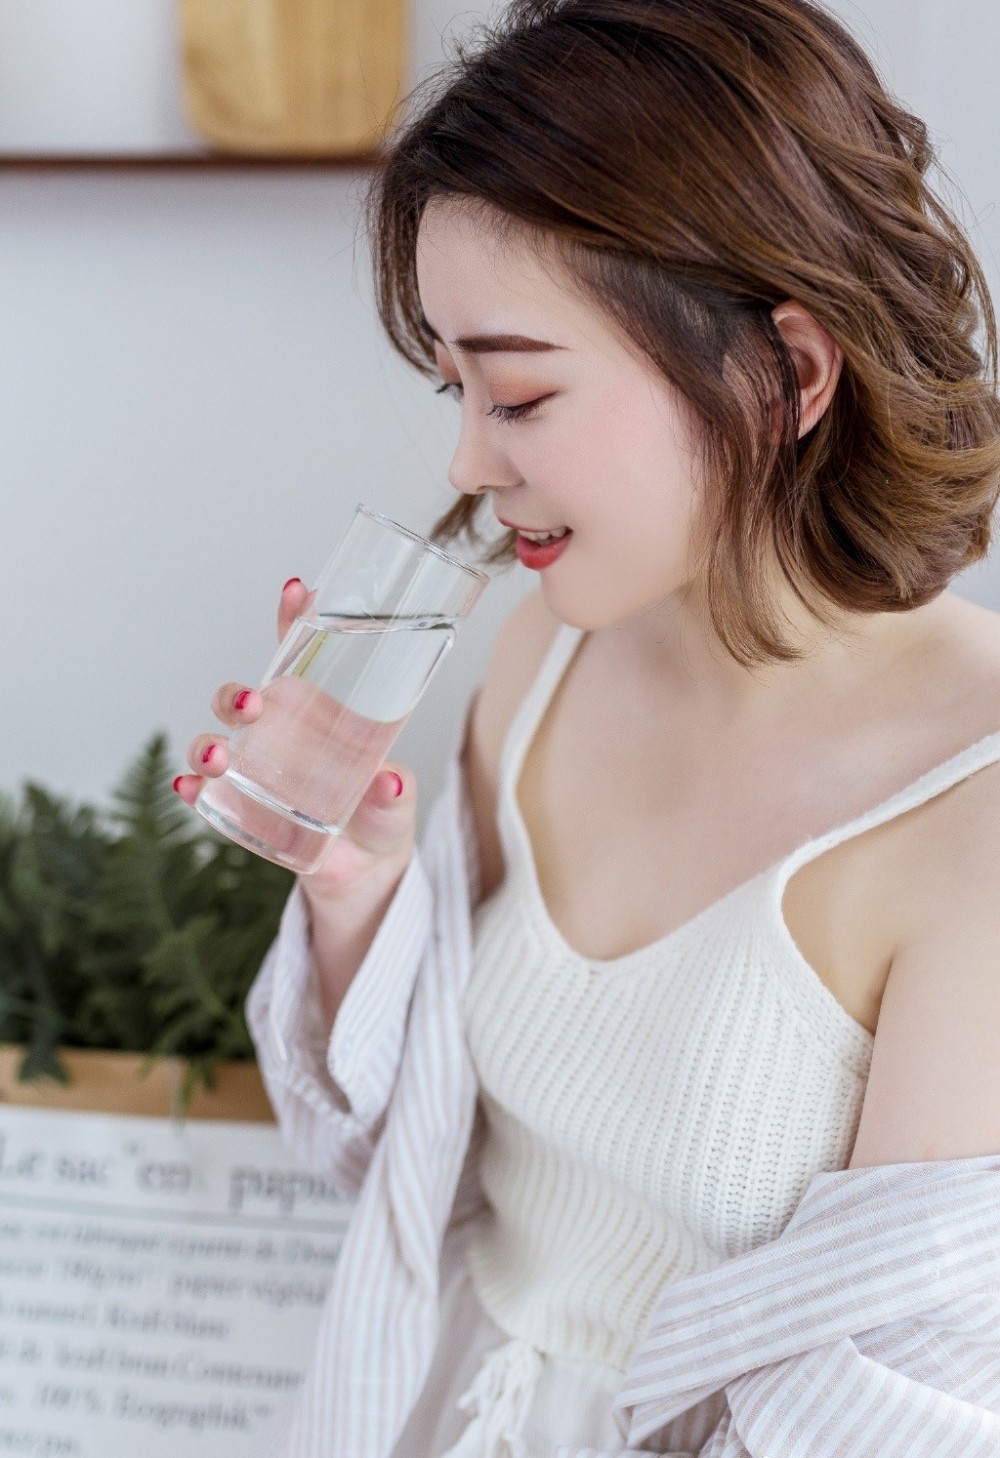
440, 1338, 545, 1458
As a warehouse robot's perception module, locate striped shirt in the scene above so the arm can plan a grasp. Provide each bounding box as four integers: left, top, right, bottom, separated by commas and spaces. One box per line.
247, 689, 1000, 1457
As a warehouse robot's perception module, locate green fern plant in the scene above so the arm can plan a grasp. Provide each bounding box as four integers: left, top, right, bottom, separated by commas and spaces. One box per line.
0, 734, 295, 1109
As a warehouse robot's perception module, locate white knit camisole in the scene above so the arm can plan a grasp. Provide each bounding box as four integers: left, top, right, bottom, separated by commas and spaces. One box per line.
462, 620, 1000, 1375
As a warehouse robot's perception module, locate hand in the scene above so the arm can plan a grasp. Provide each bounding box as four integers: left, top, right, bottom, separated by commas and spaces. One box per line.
175, 577, 418, 900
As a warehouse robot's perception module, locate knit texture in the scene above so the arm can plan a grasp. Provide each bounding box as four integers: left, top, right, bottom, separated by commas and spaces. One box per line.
462, 621, 1000, 1376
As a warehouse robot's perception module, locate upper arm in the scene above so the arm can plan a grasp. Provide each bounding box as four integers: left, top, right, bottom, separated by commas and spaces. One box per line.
848, 763, 1000, 1168
460, 588, 563, 906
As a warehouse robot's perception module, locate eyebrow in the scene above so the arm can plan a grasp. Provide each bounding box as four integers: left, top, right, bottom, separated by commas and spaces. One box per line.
424, 321, 565, 355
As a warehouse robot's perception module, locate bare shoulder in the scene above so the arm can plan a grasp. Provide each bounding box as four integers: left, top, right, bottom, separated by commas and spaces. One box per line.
471, 589, 564, 777
848, 593, 1000, 1166
941, 590, 1000, 662
931, 594, 1000, 778
908, 593, 1000, 907
890, 592, 1000, 896
849, 750, 1000, 1166
461, 588, 563, 902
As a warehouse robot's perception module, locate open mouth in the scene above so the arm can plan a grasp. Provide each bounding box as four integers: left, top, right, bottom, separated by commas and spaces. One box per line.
516, 527, 569, 545
514, 528, 574, 568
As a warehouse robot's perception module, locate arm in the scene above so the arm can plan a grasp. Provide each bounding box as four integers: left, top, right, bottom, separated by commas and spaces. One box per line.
845, 759, 1000, 1168
246, 845, 433, 1194
245, 682, 485, 1194
247, 586, 560, 1200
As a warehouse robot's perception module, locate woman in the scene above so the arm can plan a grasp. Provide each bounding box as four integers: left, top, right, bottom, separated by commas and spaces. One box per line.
176, 1, 1000, 1453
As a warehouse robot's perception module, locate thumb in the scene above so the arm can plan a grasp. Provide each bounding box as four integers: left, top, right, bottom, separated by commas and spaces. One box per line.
370, 765, 406, 808
345, 762, 414, 857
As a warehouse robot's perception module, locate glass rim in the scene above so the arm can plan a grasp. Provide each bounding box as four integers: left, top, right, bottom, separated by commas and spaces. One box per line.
356, 503, 491, 586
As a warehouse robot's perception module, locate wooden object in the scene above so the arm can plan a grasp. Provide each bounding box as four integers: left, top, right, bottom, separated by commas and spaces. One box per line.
178, 0, 406, 157
0, 1045, 275, 1122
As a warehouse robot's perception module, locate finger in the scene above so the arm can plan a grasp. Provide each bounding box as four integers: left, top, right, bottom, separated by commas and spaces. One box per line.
343, 764, 413, 857
367, 765, 407, 809
187, 734, 229, 776
353, 764, 409, 824
172, 773, 203, 806
277, 578, 315, 642
210, 682, 263, 727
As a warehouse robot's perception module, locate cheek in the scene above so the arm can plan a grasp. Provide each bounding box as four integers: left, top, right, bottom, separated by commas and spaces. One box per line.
532, 387, 703, 624
560, 388, 701, 533
524, 389, 631, 489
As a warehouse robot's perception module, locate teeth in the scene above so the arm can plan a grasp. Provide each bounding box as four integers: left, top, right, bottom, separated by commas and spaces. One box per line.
520, 526, 569, 542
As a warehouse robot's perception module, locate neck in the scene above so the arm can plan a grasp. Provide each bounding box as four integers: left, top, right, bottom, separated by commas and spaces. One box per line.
603, 573, 951, 730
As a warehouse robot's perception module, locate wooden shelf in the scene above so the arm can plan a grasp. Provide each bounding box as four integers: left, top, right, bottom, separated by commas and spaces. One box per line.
0, 153, 380, 171
0, 1044, 276, 1122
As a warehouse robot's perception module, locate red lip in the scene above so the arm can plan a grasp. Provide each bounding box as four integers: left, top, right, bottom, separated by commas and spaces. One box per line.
515, 529, 573, 570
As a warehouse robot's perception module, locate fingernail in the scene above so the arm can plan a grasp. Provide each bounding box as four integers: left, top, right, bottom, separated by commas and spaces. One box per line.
172, 775, 184, 793
234, 689, 252, 711
201, 744, 218, 765
388, 772, 403, 798
282, 577, 303, 593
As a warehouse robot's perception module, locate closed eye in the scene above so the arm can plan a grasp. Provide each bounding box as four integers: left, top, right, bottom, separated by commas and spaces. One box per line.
488, 398, 548, 423
434, 381, 549, 423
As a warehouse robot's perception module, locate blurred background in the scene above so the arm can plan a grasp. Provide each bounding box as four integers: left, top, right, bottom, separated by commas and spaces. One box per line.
1, 0, 998, 839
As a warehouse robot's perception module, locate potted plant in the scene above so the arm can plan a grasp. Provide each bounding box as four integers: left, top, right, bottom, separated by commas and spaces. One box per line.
0, 734, 294, 1119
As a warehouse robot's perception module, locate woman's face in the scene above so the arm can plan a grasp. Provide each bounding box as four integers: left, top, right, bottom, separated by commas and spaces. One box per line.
415, 197, 708, 631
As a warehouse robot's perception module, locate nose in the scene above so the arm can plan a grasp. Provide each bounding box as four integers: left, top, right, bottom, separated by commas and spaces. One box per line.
447, 412, 522, 498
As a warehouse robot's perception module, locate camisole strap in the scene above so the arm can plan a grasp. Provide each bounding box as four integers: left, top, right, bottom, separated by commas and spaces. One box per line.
777, 725, 1000, 886
497, 621, 587, 808
495, 613, 1000, 919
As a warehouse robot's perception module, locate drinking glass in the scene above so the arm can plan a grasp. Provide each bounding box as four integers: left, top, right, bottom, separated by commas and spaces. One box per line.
195, 503, 490, 873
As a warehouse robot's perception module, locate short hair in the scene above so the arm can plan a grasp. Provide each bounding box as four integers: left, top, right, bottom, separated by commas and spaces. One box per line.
363, 0, 1000, 667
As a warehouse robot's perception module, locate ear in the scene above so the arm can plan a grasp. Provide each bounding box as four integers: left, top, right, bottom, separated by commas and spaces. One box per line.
771, 300, 844, 438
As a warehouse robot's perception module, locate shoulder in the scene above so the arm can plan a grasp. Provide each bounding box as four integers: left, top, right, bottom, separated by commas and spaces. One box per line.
460, 588, 564, 901
849, 594, 1000, 1168
914, 595, 1000, 840
470, 588, 564, 778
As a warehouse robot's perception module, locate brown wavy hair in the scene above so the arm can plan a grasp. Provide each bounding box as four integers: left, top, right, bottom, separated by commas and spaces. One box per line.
362, 0, 1000, 667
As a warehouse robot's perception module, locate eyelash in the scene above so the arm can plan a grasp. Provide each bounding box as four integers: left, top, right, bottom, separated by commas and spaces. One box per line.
434, 380, 545, 424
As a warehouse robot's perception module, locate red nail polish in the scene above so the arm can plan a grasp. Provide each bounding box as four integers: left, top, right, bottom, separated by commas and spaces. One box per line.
172, 775, 184, 793
234, 689, 252, 711
282, 577, 303, 593
388, 772, 403, 798
201, 744, 217, 765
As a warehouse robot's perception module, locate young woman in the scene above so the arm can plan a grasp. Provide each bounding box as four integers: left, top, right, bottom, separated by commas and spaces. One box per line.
176, 1, 1000, 1453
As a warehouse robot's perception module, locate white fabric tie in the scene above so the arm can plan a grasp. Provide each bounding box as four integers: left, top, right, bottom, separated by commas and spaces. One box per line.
439, 1337, 544, 1458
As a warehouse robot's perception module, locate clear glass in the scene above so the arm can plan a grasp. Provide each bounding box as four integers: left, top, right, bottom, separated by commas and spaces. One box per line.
195, 503, 490, 873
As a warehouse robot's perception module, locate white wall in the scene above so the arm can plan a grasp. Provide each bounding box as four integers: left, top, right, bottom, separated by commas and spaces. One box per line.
1, 1, 998, 838
0, 0, 200, 153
